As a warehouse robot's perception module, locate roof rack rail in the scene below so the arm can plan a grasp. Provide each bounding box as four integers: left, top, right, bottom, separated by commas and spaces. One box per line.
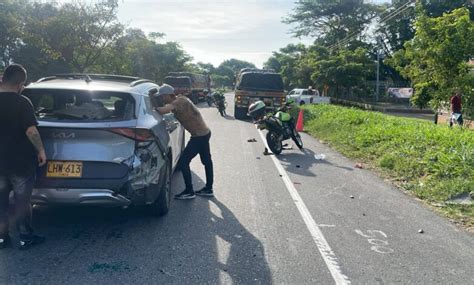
36, 76, 58, 83
130, 79, 154, 87
36, 74, 148, 84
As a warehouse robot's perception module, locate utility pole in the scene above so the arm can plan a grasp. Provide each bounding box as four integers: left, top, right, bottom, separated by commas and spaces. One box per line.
376, 37, 381, 103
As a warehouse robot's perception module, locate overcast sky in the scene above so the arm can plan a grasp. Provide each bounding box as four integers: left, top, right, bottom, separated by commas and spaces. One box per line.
57, 0, 388, 68
116, 0, 310, 67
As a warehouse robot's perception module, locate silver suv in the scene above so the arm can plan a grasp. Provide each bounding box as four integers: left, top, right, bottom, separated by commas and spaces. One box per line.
23, 74, 185, 216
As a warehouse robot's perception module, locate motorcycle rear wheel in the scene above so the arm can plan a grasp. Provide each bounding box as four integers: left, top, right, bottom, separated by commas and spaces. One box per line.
266, 131, 283, 155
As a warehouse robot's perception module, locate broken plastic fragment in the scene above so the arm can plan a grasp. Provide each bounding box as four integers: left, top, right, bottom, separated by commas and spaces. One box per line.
314, 154, 326, 160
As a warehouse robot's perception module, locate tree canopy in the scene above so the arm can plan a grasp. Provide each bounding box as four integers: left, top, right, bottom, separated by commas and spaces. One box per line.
284, 0, 379, 45
272, 0, 473, 113
387, 7, 474, 112
0, 0, 254, 87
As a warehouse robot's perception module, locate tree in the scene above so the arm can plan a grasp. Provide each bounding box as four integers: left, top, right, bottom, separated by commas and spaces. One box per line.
377, 0, 416, 54
387, 7, 474, 110
23, 0, 124, 73
97, 28, 192, 82
284, 0, 379, 45
214, 59, 256, 87
421, 0, 473, 18
311, 48, 375, 98
195, 62, 215, 74
218, 59, 256, 74
0, 0, 29, 68
264, 44, 308, 89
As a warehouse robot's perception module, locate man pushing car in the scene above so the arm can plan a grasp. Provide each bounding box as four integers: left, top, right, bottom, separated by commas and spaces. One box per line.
155, 84, 214, 199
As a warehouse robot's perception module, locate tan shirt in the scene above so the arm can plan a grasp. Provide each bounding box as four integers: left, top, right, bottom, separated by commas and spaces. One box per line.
171, 95, 210, 137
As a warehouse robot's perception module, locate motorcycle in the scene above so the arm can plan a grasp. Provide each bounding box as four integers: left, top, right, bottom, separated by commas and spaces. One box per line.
206, 94, 214, 107
213, 93, 227, 117
248, 100, 303, 155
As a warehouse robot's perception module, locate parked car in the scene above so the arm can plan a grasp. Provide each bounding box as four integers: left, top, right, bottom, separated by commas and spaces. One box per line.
23, 74, 185, 216
287, 88, 320, 105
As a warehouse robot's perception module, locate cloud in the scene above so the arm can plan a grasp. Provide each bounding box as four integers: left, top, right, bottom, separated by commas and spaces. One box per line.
41, 0, 313, 67
117, 0, 312, 67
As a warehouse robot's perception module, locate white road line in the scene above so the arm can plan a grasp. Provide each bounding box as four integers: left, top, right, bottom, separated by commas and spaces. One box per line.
258, 130, 351, 285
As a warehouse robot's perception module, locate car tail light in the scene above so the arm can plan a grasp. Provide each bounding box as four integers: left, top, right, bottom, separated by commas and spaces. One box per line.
108, 128, 153, 142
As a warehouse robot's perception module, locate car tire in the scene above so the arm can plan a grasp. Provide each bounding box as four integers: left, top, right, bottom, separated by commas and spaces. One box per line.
234, 106, 248, 120
148, 162, 171, 217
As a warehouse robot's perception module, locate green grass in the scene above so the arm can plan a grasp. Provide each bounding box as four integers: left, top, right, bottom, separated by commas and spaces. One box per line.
302, 104, 474, 228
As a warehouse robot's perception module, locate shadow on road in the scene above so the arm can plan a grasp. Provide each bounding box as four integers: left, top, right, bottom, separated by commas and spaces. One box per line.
0, 172, 272, 284
278, 147, 353, 177
223, 115, 235, 120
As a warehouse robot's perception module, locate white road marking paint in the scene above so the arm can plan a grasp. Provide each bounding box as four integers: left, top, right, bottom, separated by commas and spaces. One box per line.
258, 130, 351, 285
355, 229, 394, 254
318, 224, 337, 228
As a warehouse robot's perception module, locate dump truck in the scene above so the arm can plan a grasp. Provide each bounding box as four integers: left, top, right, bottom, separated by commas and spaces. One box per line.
167, 72, 211, 104
163, 76, 192, 98
234, 69, 285, 120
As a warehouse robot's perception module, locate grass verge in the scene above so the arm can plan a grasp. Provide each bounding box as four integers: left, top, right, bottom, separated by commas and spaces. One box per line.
301, 104, 474, 229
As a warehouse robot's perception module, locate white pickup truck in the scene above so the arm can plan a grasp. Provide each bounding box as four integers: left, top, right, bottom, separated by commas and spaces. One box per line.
287, 88, 330, 105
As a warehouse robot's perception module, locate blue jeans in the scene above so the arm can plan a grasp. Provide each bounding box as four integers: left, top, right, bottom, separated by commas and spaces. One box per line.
0, 174, 35, 237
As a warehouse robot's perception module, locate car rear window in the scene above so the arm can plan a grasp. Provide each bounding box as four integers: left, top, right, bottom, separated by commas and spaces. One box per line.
23, 89, 135, 121
236, 72, 284, 92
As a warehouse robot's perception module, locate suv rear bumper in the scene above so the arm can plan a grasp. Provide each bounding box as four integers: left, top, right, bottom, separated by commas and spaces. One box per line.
32, 188, 131, 207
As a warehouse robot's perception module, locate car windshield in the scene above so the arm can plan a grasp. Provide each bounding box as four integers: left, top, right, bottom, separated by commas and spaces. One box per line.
23, 89, 135, 121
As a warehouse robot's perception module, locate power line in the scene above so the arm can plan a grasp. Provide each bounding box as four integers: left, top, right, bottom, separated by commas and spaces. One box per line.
330, 0, 414, 48
327, 0, 415, 51
328, 0, 414, 50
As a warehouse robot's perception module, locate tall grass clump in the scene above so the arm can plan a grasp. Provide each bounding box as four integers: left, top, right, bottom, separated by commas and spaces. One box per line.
304, 104, 473, 203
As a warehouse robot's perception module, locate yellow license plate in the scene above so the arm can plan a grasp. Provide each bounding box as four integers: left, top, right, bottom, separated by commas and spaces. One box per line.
46, 161, 83, 178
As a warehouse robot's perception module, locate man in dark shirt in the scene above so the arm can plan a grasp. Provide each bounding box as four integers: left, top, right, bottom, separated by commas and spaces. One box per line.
450, 90, 463, 126
0, 64, 47, 250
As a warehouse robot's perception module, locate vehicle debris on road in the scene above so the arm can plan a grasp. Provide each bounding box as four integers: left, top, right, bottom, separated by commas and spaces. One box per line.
314, 154, 326, 160
355, 163, 364, 169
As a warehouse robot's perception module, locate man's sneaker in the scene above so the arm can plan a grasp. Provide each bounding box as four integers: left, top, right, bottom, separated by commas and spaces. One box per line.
0, 236, 11, 250
195, 188, 214, 197
174, 190, 196, 200
19, 234, 45, 250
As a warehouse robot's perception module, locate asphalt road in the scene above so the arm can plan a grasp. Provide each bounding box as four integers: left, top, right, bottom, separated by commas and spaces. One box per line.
1, 93, 473, 284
